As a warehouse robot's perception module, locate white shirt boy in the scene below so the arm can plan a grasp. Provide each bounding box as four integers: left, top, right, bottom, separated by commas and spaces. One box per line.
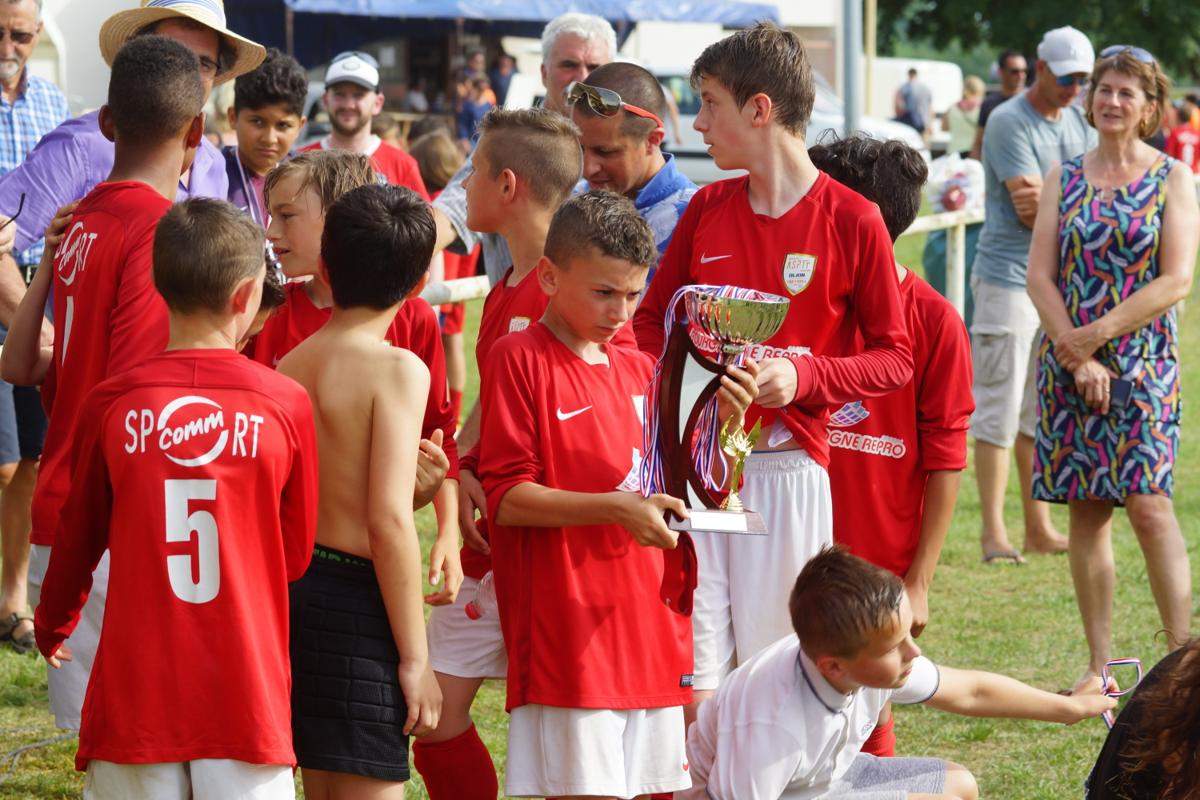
683, 635, 941, 800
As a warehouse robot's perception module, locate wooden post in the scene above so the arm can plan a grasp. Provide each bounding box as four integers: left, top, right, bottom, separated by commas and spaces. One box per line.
285, 8, 294, 57
946, 221, 966, 318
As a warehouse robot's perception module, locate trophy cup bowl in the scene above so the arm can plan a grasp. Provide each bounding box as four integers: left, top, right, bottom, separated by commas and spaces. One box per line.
684, 289, 790, 364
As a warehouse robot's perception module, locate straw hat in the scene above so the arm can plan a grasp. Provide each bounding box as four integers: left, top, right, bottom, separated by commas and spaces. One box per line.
98, 0, 266, 86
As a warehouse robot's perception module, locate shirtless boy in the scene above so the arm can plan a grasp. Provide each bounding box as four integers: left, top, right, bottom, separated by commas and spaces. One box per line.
279, 184, 442, 798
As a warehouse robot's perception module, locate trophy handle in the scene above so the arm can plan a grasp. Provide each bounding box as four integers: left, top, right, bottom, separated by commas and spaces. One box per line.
655, 323, 725, 509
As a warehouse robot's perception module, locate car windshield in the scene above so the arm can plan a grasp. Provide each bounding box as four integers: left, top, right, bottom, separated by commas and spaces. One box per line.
659, 71, 843, 117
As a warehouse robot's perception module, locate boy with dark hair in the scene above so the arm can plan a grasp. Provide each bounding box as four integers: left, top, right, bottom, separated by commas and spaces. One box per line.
1, 34, 206, 732
279, 183, 441, 797
568, 61, 697, 275
683, 546, 1115, 800
416, 105, 593, 800
810, 135, 974, 757
34, 197, 318, 799
480, 190, 757, 799
250, 149, 462, 596
224, 47, 308, 226
633, 22, 913, 708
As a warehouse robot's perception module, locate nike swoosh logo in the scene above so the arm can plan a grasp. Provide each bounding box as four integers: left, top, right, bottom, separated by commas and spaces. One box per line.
556, 406, 592, 421
699, 253, 731, 264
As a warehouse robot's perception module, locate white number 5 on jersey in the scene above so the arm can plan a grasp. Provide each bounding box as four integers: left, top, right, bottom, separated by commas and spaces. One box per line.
164, 479, 219, 604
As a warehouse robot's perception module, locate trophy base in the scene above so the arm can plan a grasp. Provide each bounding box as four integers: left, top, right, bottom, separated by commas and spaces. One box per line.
669, 509, 767, 536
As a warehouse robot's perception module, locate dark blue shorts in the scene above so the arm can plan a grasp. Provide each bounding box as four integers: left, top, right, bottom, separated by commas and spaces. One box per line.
0, 380, 46, 464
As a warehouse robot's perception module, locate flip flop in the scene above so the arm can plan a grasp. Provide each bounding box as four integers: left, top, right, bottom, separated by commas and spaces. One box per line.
982, 549, 1026, 565
0, 612, 35, 654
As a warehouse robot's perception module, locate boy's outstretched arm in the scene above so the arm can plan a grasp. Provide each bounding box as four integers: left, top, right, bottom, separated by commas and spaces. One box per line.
925, 666, 1116, 724
365, 352, 442, 737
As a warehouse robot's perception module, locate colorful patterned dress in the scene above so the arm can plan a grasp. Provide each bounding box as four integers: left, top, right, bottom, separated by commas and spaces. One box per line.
1032, 155, 1180, 503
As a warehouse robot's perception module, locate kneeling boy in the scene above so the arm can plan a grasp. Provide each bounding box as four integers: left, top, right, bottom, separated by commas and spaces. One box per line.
34, 199, 318, 799
683, 547, 1116, 800
279, 184, 442, 796
478, 191, 757, 799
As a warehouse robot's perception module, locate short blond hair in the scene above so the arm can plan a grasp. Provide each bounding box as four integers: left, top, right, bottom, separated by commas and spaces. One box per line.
264, 150, 378, 213
963, 75, 985, 99
1085, 50, 1171, 139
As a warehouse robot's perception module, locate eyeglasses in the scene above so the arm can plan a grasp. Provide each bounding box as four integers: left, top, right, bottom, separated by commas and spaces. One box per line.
0, 28, 35, 46
0, 192, 26, 235
197, 55, 221, 78
565, 81, 665, 131
1055, 74, 1090, 88
1005, 67, 1028, 75
1100, 45, 1155, 64
1100, 657, 1143, 729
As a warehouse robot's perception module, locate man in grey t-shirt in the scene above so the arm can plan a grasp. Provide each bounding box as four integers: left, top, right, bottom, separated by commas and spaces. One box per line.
972, 26, 1097, 563
895, 68, 933, 133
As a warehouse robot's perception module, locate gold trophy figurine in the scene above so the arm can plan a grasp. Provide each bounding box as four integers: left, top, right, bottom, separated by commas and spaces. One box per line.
719, 416, 762, 514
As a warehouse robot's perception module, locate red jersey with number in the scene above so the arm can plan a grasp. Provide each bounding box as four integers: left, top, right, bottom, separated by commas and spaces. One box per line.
31, 181, 173, 546
478, 322, 691, 711
459, 266, 636, 579
633, 174, 912, 468
1166, 124, 1200, 173
826, 272, 973, 576
246, 284, 458, 476
300, 138, 429, 199
34, 350, 318, 770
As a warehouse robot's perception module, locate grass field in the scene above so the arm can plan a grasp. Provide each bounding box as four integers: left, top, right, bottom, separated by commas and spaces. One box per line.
1, 232, 1195, 798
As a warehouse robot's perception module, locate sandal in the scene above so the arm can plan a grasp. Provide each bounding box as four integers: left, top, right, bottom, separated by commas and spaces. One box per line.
0, 611, 35, 654
981, 549, 1026, 565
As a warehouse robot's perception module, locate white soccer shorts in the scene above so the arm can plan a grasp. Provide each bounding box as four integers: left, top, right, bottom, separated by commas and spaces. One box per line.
84, 759, 294, 800
427, 575, 508, 679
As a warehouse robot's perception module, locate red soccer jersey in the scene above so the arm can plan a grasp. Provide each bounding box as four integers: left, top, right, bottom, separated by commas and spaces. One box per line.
32, 181, 173, 545
1166, 124, 1200, 173
459, 266, 636, 579
827, 272, 973, 576
478, 322, 692, 711
633, 174, 912, 468
246, 283, 458, 476
34, 350, 318, 770
300, 138, 430, 199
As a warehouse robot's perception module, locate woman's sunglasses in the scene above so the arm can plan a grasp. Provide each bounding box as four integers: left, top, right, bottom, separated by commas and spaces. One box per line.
564, 81, 665, 130
1100, 45, 1155, 64
1100, 657, 1143, 730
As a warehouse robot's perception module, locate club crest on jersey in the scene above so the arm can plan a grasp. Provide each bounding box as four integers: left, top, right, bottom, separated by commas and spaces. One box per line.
124, 395, 265, 467
782, 253, 816, 295
508, 316, 531, 334
829, 401, 869, 428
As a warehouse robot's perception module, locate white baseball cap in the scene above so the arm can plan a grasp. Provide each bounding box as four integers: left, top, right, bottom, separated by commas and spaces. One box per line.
325, 51, 380, 91
1037, 27, 1095, 77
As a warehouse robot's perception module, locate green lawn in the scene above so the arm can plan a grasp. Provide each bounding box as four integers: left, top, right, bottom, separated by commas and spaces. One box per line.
2, 234, 1196, 798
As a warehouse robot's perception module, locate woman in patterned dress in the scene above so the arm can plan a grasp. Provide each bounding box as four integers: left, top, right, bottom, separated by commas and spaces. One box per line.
1026, 48, 1199, 692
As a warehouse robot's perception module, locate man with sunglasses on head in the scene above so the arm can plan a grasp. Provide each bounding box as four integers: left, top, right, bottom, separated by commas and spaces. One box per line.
970, 25, 1096, 566
970, 49, 1028, 160
567, 62, 697, 283
0, 0, 66, 659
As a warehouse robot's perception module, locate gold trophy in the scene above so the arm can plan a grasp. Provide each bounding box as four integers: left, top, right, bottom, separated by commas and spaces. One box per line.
646, 286, 788, 535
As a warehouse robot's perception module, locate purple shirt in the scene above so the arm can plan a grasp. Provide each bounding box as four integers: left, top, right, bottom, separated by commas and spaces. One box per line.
0, 110, 228, 253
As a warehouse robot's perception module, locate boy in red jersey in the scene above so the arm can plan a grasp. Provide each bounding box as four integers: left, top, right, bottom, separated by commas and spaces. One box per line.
248, 150, 461, 597
280, 183, 441, 797
0, 36, 206, 731
810, 135, 974, 758
34, 198, 317, 799
632, 22, 913, 709
416, 106, 590, 800
480, 191, 757, 799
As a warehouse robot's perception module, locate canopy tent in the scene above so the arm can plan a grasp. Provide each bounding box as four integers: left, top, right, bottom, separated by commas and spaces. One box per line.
226, 0, 778, 68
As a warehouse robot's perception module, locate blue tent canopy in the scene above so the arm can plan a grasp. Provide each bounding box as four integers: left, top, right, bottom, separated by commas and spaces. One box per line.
226, 1, 777, 70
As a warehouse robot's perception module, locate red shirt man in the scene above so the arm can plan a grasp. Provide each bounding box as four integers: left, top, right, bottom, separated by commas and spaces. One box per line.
301, 136, 428, 198
1166, 121, 1200, 173
33, 182, 172, 545
35, 351, 318, 770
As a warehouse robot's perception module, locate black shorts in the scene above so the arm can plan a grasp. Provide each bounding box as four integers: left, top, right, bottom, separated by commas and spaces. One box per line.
290, 545, 410, 782
0, 381, 46, 463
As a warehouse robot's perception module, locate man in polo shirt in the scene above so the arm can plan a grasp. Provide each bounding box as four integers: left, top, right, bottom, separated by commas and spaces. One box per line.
429, 12, 617, 285
0, 0, 67, 657
569, 61, 697, 283
971, 26, 1096, 564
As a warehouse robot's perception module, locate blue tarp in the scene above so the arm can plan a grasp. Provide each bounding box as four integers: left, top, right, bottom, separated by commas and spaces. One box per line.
283, 0, 778, 26
226, 0, 777, 74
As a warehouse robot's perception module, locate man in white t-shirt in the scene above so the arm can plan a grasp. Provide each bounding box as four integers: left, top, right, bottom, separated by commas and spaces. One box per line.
684, 547, 1116, 800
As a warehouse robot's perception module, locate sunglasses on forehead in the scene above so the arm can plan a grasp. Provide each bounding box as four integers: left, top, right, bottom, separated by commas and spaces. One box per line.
1100, 45, 1156, 64
564, 81, 665, 131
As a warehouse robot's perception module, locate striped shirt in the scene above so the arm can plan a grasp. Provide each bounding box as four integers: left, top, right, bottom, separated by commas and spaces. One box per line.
0, 72, 68, 269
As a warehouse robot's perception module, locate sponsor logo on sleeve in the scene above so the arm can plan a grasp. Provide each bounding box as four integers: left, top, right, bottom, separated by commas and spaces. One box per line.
782, 253, 817, 295
508, 316, 531, 334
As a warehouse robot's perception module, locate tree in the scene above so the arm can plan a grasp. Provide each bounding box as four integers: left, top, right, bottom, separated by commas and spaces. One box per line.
877, 0, 1200, 78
